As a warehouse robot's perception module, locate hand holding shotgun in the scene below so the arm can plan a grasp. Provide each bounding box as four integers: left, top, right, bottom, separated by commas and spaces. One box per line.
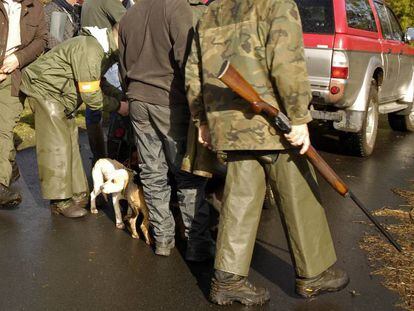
217, 60, 402, 252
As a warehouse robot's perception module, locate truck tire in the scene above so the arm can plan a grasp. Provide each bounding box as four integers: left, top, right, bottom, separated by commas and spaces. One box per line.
388, 110, 414, 132
344, 79, 379, 157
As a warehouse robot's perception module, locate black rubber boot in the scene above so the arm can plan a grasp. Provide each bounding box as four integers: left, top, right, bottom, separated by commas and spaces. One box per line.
0, 184, 21, 208
86, 123, 107, 165
296, 267, 349, 298
210, 270, 270, 306
185, 242, 215, 262
50, 199, 88, 218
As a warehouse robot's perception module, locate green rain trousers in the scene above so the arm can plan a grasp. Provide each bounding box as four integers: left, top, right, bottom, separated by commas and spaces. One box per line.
0, 76, 23, 186
30, 96, 88, 200
215, 150, 337, 278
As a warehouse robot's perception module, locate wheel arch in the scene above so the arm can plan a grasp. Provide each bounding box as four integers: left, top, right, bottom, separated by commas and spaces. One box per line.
346, 57, 382, 113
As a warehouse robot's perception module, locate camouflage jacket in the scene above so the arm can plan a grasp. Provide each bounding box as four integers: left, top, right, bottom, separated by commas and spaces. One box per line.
185, 0, 312, 151
188, 0, 208, 24
182, 0, 220, 178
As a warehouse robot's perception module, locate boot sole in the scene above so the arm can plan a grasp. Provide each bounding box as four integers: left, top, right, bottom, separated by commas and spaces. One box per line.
0, 199, 21, 209
296, 279, 350, 298
211, 293, 270, 306
50, 206, 87, 218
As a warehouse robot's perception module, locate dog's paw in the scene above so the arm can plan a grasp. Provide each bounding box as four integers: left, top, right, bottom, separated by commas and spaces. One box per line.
144, 235, 154, 245
116, 222, 125, 230
131, 233, 139, 239
91, 208, 99, 214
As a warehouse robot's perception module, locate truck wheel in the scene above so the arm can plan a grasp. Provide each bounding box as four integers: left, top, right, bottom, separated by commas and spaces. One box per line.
344, 80, 379, 157
388, 110, 414, 132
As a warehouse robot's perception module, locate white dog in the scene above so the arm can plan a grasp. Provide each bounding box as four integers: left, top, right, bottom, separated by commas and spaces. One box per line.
90, 158, 151, 244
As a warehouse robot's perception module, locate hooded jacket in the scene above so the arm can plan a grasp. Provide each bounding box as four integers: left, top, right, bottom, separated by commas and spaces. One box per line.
20, 27, 123, 114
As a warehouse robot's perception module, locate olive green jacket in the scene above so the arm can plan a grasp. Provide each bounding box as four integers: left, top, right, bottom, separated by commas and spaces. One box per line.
186, 0, 313, 151
20, 28, 122, 115
81, 0, 126, 29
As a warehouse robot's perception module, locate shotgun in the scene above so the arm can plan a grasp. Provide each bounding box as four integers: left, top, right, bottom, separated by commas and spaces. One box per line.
217, 60, 402, 252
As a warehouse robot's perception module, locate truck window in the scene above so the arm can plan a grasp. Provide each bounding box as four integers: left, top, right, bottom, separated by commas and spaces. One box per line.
386, 7, 404, 42
294, 0, 334, 34
374, 2, 396, 40
346, 0, 377, 32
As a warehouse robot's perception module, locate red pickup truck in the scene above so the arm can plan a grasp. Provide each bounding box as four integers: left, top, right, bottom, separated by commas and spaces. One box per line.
295, 0, 414, 156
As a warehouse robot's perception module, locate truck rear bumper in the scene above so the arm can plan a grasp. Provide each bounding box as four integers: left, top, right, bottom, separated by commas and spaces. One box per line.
311, 109, 364, 133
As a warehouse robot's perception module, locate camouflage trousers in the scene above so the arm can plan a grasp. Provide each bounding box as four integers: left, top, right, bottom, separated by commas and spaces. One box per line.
129, 100, 212, 254
30, 96, 88, 200
0, 76, 23, 187
215, 150, 337, 278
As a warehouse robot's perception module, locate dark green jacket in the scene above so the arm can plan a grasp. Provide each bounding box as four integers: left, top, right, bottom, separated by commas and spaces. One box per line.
20, 28, 122, 115
81, 0, 126, 29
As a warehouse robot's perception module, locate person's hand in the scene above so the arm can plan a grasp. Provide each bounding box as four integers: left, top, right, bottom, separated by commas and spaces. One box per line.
117, 100, 129, 116
284, 124, 310, 154
1, 54, 19, 74
198, 123, 212, 150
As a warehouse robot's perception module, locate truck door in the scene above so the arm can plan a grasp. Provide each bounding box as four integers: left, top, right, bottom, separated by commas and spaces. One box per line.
374, 2, 401, 102
386, 7, 410, 99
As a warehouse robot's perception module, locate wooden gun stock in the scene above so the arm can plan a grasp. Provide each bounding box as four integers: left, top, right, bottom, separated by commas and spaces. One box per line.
218, 61, 349, 196
217, 61, 402, 252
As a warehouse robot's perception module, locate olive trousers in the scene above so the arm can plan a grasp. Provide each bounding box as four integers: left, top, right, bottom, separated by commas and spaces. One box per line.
215, 150, 337, 278
0, 76, 23, 187
30, 96, 88, 200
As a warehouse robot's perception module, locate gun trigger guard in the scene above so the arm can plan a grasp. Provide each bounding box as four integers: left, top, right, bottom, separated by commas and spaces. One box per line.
273, 113, 292, 134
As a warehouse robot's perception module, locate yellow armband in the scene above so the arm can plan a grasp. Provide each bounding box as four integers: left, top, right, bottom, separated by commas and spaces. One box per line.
78, 80, 100, 93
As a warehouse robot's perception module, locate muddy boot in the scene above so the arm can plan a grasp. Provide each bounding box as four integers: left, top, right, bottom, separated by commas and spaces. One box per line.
210, 270, 270, 306
73, 192, 89, 209
0, 184, 22, 208
50, 199, 88, 218
155, 240, 175, 257
87, 123, 107, 165
296, 267, 349, 298
10, 161, 20, 184
185, 241, 215, 262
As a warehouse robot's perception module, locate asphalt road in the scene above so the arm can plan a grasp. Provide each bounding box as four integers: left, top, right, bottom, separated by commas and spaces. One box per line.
1, 116, 412, 311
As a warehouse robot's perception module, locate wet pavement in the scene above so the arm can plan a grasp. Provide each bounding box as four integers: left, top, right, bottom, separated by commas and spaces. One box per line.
1, 117, 413, 310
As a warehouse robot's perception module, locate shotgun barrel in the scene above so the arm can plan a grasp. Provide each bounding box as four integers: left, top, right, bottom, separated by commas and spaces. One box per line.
217, 60, 402, 252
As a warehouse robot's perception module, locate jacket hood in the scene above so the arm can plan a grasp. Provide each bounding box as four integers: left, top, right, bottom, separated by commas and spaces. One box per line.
82, 26, 117, 54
